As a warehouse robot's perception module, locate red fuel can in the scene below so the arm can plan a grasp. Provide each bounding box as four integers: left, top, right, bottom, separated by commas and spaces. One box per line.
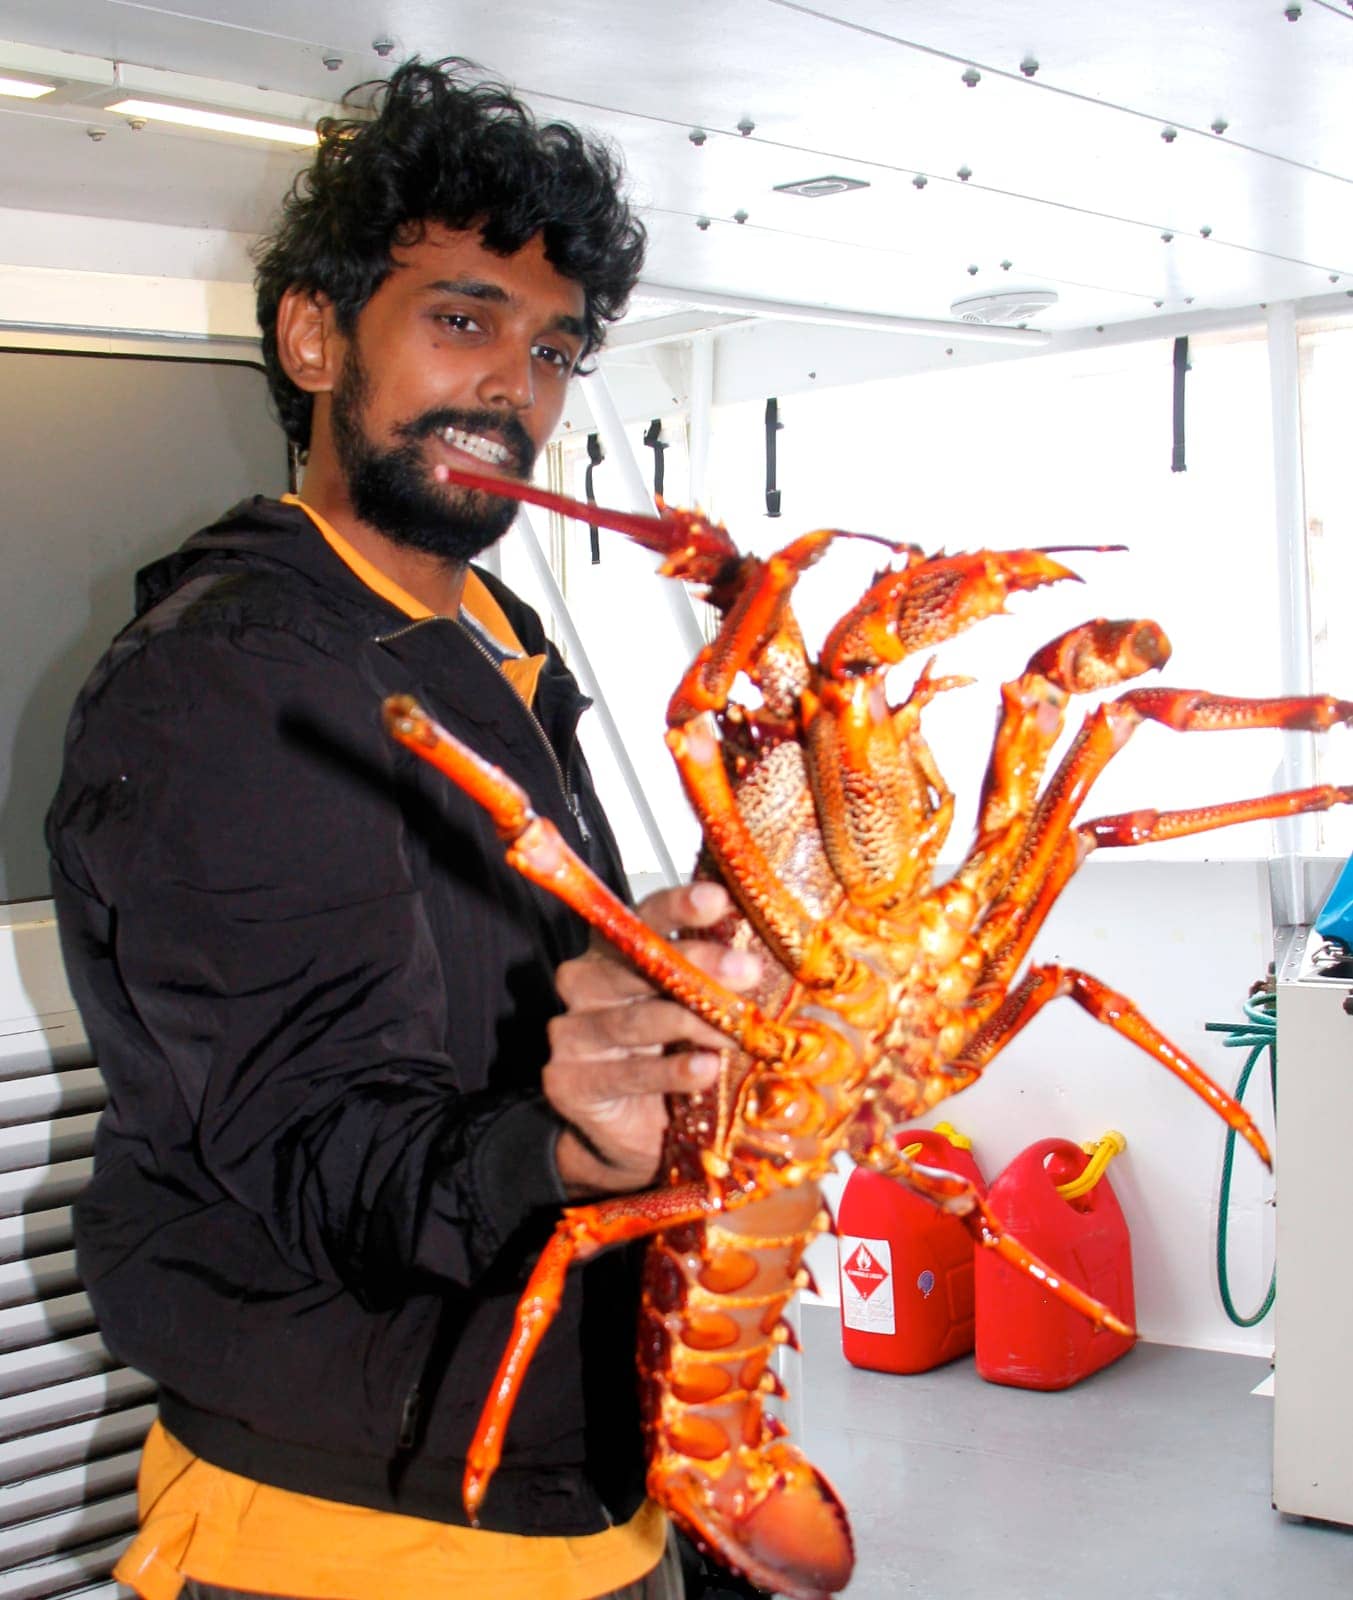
975, 1134, 1136, 1391
837, 1126, 987, 1374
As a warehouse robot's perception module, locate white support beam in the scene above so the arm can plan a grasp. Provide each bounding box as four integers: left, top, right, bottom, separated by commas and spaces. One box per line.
513, 508, 681, 887
581, 367, 708, 658
1266, 301, 1316, 927
688, 333, 714, 513
637, 282, 1047, 346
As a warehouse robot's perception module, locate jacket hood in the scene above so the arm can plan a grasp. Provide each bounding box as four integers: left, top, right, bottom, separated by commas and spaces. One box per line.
134, 495, 391, 625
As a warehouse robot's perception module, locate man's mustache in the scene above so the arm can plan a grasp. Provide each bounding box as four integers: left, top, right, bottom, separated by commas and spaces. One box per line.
398, 409, 536, 477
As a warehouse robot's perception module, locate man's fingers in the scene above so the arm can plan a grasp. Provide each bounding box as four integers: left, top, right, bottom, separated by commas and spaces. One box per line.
635, 879, 731, 934
558, 935, 761, 1011
549, 993, 730, 1056
681, 939, 761, 991
546, 1048, 721, 1108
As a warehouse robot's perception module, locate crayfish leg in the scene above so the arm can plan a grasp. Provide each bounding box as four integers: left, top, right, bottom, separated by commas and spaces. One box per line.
667, 527, 835, 725
956, 964, 1272, 1169
667, 712, 846, 984
384, 696, 799, 1064
465, 1182, 718, 1520
1079, 781, 1353, 851
972, 684, 1353, 980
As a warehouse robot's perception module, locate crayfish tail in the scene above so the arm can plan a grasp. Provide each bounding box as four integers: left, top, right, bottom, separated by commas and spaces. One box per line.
659, 1442, 855, 1600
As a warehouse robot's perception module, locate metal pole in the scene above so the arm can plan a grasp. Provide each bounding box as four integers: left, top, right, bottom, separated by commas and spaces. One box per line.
583, 366, 709, 659
688, 332, 714, 513
1266, 301, 1315, 927
513, 506, 681, 886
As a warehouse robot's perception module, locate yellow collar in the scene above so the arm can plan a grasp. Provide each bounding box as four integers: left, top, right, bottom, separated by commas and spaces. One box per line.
283, 494, 545, 706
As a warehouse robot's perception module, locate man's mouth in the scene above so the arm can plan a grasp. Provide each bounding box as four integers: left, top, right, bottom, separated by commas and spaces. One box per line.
437, 426, 512, 469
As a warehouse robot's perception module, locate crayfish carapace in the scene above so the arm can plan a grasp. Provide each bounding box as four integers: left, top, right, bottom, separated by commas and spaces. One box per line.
384, 467, 1350, 1600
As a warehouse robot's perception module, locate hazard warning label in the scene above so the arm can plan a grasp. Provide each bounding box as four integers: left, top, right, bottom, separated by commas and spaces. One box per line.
839, 1234, 894, 1333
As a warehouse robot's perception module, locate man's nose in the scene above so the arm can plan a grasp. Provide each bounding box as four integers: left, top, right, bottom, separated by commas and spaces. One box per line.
477, 343, 534, 412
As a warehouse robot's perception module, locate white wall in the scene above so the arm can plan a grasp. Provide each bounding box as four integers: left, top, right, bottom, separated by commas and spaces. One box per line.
0, 206, 258, 338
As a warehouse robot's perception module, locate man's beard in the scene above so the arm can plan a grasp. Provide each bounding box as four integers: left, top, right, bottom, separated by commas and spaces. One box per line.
329, 345, 536, 563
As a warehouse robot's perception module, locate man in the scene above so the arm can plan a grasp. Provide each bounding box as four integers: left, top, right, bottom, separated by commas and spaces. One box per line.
48, 58, 759, 1600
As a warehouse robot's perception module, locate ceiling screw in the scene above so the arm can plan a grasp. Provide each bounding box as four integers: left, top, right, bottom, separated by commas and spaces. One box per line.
86, 126, 107, 141
1211, 116, 1229, 135
1161, 126, 1178, 143
1020, 56, 1039, 77
967, 263, 979, 275
688, 128, 707, 146
1154, 300, 1164, 308
737, 116, 756, 137
696, 216, 711, 230
1000, 258, 1012, 270
945, 347, 954, 356
913, 174, 928, 189
322, 53, 343, 71
1284, 4, 1302, 18
961, 67, 981, 87
1096, 325, 1105, 333
1331, 273, 1341, 282
1161, 230, 1175, 242
372, 37, 396, 57
733, 209, 749, 224
127, 116, 147, 130
956, 165, 972, 181
1185, 296, 1195, 304
1200, 224, 1212, 237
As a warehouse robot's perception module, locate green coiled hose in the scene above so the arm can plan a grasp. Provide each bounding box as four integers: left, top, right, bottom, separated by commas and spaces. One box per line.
1203, 992, 1277, 1328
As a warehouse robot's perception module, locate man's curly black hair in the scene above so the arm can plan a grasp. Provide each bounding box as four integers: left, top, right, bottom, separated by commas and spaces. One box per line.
254, 57, 647, 450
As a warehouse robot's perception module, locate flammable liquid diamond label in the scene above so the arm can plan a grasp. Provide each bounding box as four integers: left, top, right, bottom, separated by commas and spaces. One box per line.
840, 1234, 894, 1334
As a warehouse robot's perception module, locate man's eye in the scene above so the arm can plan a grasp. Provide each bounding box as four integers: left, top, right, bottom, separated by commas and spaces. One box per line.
533, 343, 573, 371
436, 313, 481, 332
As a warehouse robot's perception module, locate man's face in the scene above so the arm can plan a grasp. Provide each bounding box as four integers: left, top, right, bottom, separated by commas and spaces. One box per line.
328, 225, 587, 562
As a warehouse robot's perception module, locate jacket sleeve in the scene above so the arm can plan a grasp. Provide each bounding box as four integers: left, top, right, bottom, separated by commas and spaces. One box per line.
50, 619, 570, 1305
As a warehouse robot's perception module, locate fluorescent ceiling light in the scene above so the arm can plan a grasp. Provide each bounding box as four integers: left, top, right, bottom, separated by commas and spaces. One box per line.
107, 97, 318, 146
0, 74, 56, 99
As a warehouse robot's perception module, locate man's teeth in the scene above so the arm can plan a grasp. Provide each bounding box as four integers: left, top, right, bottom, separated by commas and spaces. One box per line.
440, 427, 509, 466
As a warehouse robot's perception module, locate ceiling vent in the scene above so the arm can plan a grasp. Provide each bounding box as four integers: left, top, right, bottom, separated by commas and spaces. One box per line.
773, 174, 870, 199
949, 287, 1059, 324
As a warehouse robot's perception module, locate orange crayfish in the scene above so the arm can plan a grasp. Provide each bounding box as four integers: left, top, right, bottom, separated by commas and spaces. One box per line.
384, 467, 1351, 1600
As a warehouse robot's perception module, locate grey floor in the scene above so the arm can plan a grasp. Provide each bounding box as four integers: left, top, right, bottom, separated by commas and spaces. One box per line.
791, 1304, 1351, 1600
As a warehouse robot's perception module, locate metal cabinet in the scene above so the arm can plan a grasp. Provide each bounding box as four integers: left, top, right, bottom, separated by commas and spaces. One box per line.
1273, 927, 1353, 1526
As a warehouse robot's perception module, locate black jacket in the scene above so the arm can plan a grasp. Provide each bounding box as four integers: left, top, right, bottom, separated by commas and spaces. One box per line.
47, 496, 647, 1534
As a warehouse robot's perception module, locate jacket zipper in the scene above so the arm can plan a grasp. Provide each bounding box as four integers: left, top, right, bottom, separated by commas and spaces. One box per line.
375, 614, 590, 844
398, 1383, 422, 1451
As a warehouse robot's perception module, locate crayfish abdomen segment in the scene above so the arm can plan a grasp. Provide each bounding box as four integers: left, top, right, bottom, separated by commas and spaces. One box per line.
641, 1184, 853, 1599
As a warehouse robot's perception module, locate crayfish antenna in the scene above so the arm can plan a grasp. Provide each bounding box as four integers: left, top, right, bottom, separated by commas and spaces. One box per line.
437, 463, 738, 577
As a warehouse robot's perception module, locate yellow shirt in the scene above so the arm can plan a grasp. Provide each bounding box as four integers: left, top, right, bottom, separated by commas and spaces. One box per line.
114, 496, 663, 1600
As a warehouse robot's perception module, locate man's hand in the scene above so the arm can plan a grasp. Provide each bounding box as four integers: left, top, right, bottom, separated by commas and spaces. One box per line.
545, 881, 760, 1198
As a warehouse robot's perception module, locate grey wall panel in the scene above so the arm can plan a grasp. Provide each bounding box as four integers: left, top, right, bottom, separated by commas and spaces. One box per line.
1, 346, 289, 904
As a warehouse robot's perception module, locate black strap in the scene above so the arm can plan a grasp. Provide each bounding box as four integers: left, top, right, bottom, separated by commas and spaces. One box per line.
642, 418, 668, 499
1171, 336, 1189, 474
585, 433, 604, 562
765, 397, 783, 517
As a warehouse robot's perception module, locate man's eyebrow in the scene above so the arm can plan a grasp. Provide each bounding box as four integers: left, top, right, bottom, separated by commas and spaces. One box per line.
421, 279, 586, 340
422, 277, 509, 303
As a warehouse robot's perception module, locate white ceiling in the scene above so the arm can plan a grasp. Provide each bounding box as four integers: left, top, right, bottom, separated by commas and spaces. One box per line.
0, 0, 1351, 337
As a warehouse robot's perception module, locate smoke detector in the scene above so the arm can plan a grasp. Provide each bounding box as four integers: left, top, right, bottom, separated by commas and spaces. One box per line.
949, 287, 1059, 324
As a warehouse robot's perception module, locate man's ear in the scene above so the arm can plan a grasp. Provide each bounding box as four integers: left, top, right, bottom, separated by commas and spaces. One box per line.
276, 288, 341, 394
